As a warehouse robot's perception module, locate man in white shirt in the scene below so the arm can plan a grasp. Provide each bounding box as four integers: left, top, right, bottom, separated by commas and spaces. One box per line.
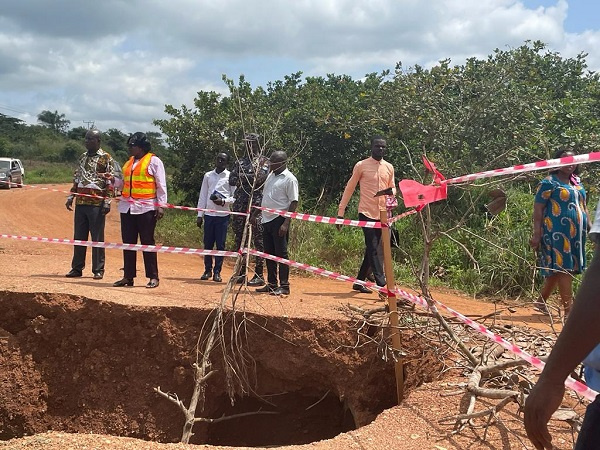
197, 153, 236, 282
256, 151, 299, 296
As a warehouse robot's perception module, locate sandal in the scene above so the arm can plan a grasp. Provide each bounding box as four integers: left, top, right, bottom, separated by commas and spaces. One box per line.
533, 302, 550, 315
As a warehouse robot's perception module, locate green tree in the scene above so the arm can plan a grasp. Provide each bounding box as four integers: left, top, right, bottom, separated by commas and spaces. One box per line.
37, 110, 70, 134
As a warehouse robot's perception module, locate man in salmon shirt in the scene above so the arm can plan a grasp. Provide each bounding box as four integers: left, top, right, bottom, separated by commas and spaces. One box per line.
337, 136, 395, 299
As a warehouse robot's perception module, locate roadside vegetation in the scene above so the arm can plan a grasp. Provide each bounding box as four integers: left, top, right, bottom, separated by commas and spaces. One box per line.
3, 40, 599, 300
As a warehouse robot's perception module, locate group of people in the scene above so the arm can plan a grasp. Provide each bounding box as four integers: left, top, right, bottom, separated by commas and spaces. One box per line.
65, 129, 167, 289
64, 129, 600, 445
196, 133, 298, 296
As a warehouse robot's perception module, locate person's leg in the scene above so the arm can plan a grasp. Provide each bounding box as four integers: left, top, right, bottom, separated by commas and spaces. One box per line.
262, 219, 278, 289
213, 216, 229, 276
88, 205, 106, 275
120, 211, 138, 279
203, 215, 216, 275
271, 217, 290, 288
231, 214, 246, 277
556, 272, 574, 318
138, 211, 158, 280
71, 205, 89, 273
252, 214, 264, 279
575, 396, 600, 449
534, 273, 560, 313
359, 213, 385, 287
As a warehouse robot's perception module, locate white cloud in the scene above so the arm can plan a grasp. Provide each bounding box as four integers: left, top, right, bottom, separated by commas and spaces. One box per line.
0, 0, 598, 133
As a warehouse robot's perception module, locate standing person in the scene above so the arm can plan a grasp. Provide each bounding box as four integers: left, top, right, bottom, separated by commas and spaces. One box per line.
524, 243, 600, 449
529, 148, 590, 319
111, 132, 167, 289
337, 136, 395, 299
197, 152, 236, 283
229, 133, 270, 286
255, 151, 299, 296
65, 128, 122, 280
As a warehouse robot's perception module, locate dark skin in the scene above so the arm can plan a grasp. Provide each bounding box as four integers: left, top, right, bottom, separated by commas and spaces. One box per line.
336, 138, 387, 230
269, 151, 298, 237
197, 153, 229, 228
65, 129, 110, 214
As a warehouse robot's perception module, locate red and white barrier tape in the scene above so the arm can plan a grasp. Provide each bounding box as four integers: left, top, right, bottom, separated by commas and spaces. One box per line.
248, 247, 597, 401
0, 234, 239, 257
389, 285, 598, 401
445, 151, 600, 185
0, 231, 595, 399
254, 206, 417, 228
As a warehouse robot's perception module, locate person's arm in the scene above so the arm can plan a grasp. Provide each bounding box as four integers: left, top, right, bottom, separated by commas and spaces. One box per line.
337, 161, 362, 219
150, 156, 167, 219
229, 161, 240, 187
196, 173, 209, 226
255, 157, 270, 189
530, 203, 545, 249
530, 179, 551, 249
279, 177, 299, 237
524, 245, 600, 449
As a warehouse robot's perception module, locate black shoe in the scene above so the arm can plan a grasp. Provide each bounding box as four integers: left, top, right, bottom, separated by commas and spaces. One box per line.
213, 273, 222, 283
113, 278, 134, 287
235, 275, 246, 284
146, 279, 160, 289
247, 275, 265, 287
93, 272, 104, 280
271, 286, 290, 296
65, 269, 82, 278
256, 284, 277, 294
200, 271, 211, 281
352, 283, 372, 294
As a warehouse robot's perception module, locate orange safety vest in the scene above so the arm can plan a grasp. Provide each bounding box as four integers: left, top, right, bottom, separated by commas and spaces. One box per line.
122, 153, 157, 199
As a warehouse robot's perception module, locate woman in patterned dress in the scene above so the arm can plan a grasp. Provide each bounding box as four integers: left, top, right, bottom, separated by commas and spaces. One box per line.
530, 148, 590, 319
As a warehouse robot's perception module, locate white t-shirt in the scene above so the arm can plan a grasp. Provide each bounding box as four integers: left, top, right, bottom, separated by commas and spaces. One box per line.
261, 168, 299, 223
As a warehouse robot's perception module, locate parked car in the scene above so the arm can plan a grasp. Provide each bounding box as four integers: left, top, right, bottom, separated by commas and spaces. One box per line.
0, 158, 24, 189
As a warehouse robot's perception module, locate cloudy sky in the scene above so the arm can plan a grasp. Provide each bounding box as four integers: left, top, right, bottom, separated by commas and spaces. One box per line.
1, 0, 599, 134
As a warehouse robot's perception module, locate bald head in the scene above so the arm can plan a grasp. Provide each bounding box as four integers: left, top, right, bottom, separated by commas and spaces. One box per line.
270, 150, 287, 174
84, 129, 102, 154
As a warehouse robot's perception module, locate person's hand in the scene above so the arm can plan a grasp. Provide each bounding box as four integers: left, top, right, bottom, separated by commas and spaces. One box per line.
155, 207, 165, 220
101, 201, 111, 215
213, 198, 224, 206
336, 216, 344, 231
524, 379, 565, 449
279, 221, 289, 237
530, 233, 541, 250
196, 217, 203, 228
65, 196, 74, 211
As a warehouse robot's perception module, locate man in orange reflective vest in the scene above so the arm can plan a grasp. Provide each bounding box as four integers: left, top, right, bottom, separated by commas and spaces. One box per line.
108, 132, 167, 289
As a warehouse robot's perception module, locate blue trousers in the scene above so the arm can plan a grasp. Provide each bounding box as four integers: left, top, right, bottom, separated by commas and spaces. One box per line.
203, 215, 229, 274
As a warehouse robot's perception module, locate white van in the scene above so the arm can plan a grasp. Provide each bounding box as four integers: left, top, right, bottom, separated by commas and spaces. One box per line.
0, 158, 24, 188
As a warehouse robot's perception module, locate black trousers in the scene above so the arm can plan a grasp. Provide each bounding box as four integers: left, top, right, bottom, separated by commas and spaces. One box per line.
120, 210, 158, 280
356, 213, 385, 287
263, 216, 290, 288
231, 213, 264, 276
575, 395, 600, 449
71, 204, 106, 274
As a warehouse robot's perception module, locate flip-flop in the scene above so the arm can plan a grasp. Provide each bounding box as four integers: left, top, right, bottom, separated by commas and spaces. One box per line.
533, 303, 550, 315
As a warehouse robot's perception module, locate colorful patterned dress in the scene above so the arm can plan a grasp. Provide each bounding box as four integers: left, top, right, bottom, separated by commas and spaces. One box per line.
534, 174, 587, 277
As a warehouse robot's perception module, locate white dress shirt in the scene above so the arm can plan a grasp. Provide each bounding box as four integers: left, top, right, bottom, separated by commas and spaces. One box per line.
197, 168, 236, 218
261, 168, 299, 223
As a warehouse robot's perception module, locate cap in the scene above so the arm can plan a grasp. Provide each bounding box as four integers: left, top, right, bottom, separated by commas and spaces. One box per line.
127, 132, 151, 150
243, 133, 260, 142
